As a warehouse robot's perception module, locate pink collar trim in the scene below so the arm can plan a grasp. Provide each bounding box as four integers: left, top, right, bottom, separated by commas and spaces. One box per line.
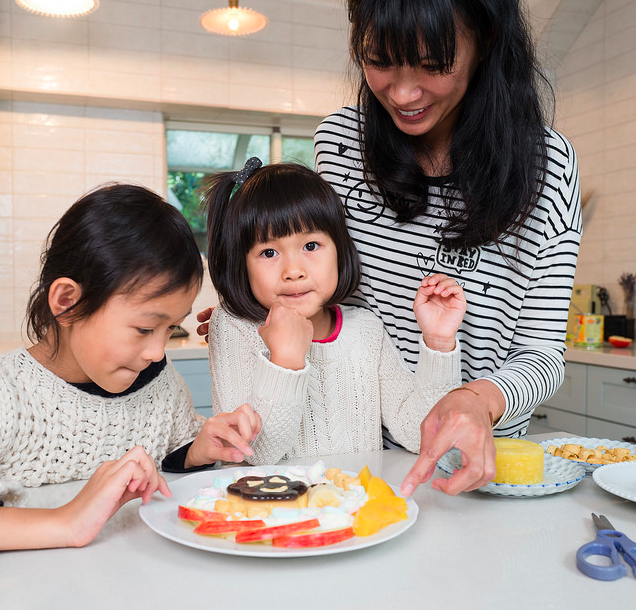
313, 306, 342, 343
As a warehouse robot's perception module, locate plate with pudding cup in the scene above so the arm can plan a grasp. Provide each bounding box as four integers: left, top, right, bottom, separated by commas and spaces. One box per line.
436, 448, 585, 497
139, 465, 419, 558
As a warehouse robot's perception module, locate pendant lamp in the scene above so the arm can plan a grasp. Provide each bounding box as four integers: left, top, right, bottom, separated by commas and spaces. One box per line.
15, 0, 99, 18
200, 0, 268, 37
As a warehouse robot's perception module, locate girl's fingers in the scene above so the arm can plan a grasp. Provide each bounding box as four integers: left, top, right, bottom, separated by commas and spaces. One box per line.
215, 421, 254, 456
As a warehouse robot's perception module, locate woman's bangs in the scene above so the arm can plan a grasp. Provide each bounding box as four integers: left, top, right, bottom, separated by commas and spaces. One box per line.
352, 1, 457, 70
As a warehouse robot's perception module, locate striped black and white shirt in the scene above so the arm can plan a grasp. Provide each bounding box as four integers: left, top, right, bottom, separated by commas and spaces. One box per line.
315, 106, 582, 438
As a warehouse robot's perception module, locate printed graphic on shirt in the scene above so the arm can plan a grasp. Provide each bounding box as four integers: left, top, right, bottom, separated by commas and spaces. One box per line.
436, 244, 481, 275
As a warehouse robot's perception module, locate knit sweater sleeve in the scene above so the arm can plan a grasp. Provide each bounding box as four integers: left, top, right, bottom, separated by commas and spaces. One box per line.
0, 368, 18, 484
379, 331, 463, 453
163, 360, 206, 453
209, 309, 309, 465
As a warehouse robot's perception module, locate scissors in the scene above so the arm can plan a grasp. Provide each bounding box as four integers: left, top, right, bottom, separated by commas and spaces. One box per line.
576, 513, 636, 581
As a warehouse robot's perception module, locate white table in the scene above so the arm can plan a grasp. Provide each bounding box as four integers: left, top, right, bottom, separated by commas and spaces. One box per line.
4, 435, 636, 609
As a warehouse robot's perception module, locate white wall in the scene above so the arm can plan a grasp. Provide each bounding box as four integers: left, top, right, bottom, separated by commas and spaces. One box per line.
0, 0, 351, 340
553, 0, 636, 317
2, 0, 635, 340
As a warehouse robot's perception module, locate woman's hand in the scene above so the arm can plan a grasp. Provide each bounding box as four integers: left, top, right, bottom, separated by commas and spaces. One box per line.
413, 274, 466, 352
185, 404, 262, 468
196, 307, 214, 342
400, 380, 504, 496
258, 301, 313, 370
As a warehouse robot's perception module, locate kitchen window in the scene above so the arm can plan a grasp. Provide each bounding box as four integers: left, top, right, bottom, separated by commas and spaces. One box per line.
166, 122, 316, 249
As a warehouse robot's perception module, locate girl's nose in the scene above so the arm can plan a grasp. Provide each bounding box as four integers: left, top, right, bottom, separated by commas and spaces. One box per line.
284, 267, 306, 281
283, 257, 306, 280
142, 335, 166, 363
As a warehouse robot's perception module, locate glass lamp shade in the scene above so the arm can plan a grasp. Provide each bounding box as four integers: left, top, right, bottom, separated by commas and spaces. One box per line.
200, 2, 268, 37
15, 0, 99, 17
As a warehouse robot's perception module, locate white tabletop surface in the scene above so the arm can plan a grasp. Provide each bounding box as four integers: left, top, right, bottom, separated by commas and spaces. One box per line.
5, 434, 636, 610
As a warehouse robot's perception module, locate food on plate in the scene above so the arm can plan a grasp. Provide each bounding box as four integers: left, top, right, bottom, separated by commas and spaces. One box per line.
272, 527, 355, 548
546, 442, 636, 465
177, 506, 226, 522
353, 474, 408, 536
608, 335, 633, 348
226, 475, 309, 517
492, 438, 544, 485
177, 462, 409, 548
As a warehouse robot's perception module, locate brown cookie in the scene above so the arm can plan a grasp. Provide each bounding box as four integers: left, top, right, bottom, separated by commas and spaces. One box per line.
227, 475, 308, 503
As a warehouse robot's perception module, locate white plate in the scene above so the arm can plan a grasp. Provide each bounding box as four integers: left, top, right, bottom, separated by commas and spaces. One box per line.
538, 436, 636, 473
139, 466, 418, 558
593, 462, 636, 502
436, 449, 585, 497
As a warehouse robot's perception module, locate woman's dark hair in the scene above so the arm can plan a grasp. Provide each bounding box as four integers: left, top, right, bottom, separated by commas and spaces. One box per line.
348, 0, 553, 248
27, 183, 203, 352
203, 163, 361, 322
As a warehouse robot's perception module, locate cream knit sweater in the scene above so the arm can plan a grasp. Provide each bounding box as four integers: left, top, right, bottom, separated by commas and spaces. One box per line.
0, 348, 204, 488
209, 305, 462, 464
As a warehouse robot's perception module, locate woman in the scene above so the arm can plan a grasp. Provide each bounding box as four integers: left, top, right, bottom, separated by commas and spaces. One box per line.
313, 0, 581, 495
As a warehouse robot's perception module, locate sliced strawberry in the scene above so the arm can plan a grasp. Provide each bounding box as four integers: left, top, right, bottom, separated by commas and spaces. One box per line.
178, 505, 227, 522
234, 519, 320, 543
194, 519, 266, 535
272, 527, 355, 548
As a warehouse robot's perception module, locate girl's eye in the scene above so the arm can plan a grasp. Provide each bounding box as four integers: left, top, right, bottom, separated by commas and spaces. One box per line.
304, 241, 319, 252
137, 328, 153, 336
261, 248, 277, 258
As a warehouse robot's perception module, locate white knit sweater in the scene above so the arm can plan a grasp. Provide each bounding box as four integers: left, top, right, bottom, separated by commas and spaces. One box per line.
209, 305, 462, 464
0, 348, 204, 488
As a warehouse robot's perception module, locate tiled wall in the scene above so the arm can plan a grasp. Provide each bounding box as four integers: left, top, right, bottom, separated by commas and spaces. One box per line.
0, 0, 350, 340
554, 0, 636, 317
2, 0, 636, 340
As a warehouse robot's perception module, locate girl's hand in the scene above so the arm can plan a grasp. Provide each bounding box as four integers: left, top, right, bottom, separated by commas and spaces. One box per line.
413, 274, 466, 352
60, 446, 171, 547
258, 301, 313, 370
185, 404, 262, 467
196, 307, 215, 342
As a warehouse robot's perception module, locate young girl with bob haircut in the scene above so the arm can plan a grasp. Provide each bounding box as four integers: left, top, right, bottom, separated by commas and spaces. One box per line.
204, 159, 465, 465
0, 183, 259, 550
314, 0, 582, 495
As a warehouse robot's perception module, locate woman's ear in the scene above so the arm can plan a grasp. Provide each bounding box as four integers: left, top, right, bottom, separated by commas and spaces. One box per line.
48, 278, 82, 326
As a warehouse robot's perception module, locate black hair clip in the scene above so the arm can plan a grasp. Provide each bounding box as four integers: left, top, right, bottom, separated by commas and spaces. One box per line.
231, 157, 262, 199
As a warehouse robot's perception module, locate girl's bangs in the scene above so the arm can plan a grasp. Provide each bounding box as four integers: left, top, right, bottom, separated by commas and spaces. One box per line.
246, 197, 326, 247
351, 0, 458, 70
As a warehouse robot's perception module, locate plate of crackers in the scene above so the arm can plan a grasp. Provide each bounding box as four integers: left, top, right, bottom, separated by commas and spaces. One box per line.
538, 437, 636, 473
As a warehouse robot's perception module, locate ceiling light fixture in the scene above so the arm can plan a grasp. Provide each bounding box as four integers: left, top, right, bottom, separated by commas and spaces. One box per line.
200, 0, 268, 37
15, 0, 99, 18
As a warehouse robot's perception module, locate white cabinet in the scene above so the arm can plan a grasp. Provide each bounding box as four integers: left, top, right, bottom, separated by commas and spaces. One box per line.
528, 362, 636, 441
171, 358, 212, 418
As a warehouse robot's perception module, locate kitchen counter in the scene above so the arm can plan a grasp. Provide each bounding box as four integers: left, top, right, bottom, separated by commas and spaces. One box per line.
5, 435, 636, 609
565, 341, 636, 369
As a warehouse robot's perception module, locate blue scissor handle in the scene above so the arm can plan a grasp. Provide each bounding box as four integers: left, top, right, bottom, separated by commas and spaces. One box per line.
577, 530, 636, 581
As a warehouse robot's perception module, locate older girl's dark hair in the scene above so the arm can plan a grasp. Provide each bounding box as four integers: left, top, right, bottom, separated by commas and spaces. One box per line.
203, 163, 361, 322
348, 0, 553, 249
27, 183, 203, 352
